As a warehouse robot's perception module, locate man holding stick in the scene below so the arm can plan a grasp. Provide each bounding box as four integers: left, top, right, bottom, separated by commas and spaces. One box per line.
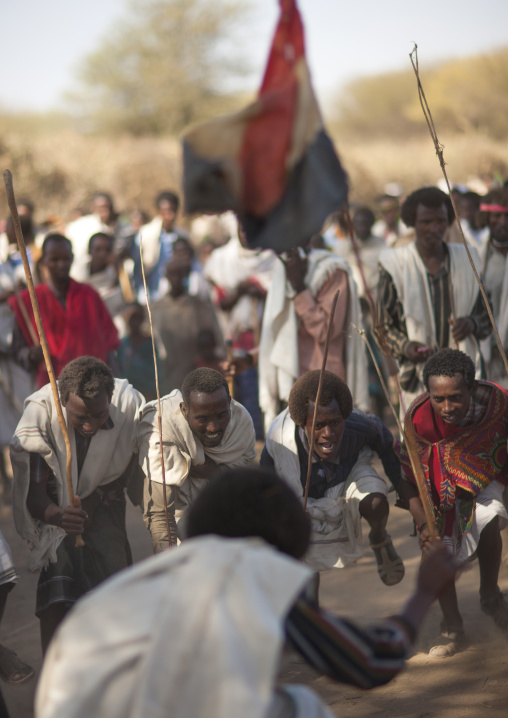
261, 370, 405, 589
398, 348, 508, 656
376, 186, 491, 412
138, 367, 256, 551
10, 356, 145, 652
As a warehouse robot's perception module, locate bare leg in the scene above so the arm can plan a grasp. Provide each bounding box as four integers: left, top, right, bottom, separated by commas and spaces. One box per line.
361, 493, 404, 586
0, 583, 34, 684
477, 516, 508, 629
359, 492, 389, 543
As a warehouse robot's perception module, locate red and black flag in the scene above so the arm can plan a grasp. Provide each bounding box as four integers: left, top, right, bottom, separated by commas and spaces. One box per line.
182, 0, 348, 252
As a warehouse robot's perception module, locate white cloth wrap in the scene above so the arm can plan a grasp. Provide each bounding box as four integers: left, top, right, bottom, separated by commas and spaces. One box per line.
443, 479, 508, 561
204, 233, 276, 337
10, 379, 145, 571
379, 242, 483, 386
138, 390, 257, 518
35, 536, 326, 718
265, 408, 387, 570
66, 214, 110, 281
259, 250, 369, 429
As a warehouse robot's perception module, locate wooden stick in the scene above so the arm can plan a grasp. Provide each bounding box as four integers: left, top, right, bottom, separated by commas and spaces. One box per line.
355, 325, 437, 537
409, 44, 508, 375
303, 288, 340, 510
14, 291, 39, 346
118, 261, 135, 303
139, 236, 172, 548
3, 170, 85, 547
225, 339, 234, 399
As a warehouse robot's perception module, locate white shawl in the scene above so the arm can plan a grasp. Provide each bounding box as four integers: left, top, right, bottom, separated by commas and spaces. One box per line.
138, 390, 256, 514
136, 216, 164, 271
265, 408, 366, 570
36, 537, 329, 718
10, 379, 145, 571
259, 250, 368, 429
379, 242, 483, 378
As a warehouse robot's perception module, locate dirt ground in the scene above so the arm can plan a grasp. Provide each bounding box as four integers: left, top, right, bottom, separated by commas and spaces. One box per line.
2, 486, 508, 717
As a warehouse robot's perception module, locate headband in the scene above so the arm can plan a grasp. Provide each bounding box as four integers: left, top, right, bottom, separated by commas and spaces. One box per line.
480, 203, 508, 213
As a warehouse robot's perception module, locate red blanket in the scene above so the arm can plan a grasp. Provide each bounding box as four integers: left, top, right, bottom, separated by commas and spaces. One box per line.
9, 280, 120, 388
398, 382, 508, 534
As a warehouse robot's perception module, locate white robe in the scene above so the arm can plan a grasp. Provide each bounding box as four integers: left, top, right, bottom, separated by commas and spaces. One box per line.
36, 537, 332, 718
138, 390, 257, 519
10, 379, 145, 571
259, 250, 369, 430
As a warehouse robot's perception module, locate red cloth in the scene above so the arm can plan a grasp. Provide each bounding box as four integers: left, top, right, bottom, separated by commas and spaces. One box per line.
399, 383, 508, 535
9, 280, 120, 388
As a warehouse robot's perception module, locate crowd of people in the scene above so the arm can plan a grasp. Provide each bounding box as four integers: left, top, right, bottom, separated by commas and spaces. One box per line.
0, 177, 508, 717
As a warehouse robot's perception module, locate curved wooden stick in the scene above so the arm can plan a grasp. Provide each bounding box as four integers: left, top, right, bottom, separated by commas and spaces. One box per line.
3, 169, 84, 547
303, 288, 340, 510
139, 236, 172, 548
355, 326, 437, 538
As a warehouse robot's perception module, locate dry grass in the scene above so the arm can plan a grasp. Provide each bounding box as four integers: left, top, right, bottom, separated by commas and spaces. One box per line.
0, 122, 507, 222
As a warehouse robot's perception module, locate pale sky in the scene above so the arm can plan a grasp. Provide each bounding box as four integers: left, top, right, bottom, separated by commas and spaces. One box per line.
2, 0, 507, 112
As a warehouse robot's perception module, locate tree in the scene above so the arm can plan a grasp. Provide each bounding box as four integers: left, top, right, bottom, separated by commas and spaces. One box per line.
69, 0, 250, 136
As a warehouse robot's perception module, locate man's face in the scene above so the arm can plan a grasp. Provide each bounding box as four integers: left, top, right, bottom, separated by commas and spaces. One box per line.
414, 203, 449, 251
304, 398, 345, 461
428, 373, 472, 426
93, 196, 113, 224
158, 200, 177, 231
181, 388, 231, 447
90, 236, 112, 269
66, 391, 110, 437
43, 241, 73, 283
489, 211, 508, 245
353, 212, 373, 241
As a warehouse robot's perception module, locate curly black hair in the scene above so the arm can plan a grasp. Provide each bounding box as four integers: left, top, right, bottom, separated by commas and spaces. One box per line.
181, 368, 229, 406
400, 187, 454, 228
353, 205, 376, 226
41, 233, 72, 256
58, 356, 115, 404
479, 187, 508, 228
186, 467, 311, 559
288, 370, 353, 428
423, 348, 476, 391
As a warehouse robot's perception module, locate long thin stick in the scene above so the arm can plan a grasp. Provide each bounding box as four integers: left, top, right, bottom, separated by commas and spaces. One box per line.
14, 291, 39, 346
3, 170, 84, 547
303, 288, 340, 510
139, 237, 172, 548
409, 44, 508, 375
355, 326, 437, 537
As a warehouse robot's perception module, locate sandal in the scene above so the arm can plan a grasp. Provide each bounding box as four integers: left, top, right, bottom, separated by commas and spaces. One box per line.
370, 533, 405, 586
0, 644, 35, 686
429, 622, 467, 658
481, 588, 508, 630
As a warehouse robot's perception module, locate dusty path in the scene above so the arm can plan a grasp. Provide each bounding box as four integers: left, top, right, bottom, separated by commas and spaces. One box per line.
2, 489, 508, 717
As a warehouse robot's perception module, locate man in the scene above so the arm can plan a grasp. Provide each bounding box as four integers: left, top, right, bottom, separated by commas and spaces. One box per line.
261, 370, 404, 586
8, 233, 120, 388
477, 187, 508, 385
399, 348, 508, 657
131, 190, 188, 301
259, 244, 369, 430
372, 194, 413, 247
151, 258, 224, 394
138, 367, 256, 551
66, 192, 124, 280
10, 356, 145, 651
204, 222, 276, 437
36, 468, 458, 718
377, 186, 491, 411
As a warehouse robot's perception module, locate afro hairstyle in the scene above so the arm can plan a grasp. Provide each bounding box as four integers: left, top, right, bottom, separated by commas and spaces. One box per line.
400, 187, 454, 228
58, 356, 115, 404
288, 370, 353, 428
181, 367, 229, 407
423, 348, 476, 391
